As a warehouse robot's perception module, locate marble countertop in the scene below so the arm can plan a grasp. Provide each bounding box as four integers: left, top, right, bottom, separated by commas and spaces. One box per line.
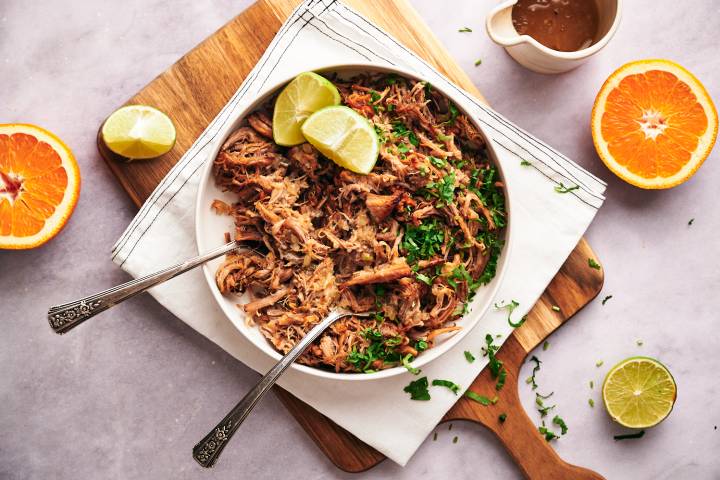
1, 0, 718, 478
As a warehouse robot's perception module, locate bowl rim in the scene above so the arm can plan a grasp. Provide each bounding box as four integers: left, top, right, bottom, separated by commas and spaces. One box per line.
194, 62, 513, 381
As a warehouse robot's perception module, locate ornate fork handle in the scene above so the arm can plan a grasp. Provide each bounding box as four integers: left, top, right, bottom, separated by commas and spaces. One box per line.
192, 310, 370, 468
47, 241, 241, 335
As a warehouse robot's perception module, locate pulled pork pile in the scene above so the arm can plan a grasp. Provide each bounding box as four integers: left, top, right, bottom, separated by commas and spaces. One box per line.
212, 73, 506, 373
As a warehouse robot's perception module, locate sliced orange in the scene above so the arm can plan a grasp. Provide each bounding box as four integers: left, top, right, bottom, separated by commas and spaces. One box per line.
0, 124, 80, 249
592, 59, 718, 189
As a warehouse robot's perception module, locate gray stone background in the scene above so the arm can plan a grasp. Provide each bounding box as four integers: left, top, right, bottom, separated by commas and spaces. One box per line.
1, 0, 718, 478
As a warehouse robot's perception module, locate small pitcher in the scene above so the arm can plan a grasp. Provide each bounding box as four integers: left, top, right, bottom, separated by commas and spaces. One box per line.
486, 0, 622, 74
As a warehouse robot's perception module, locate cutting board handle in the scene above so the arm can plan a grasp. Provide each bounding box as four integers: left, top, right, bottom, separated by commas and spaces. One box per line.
485, 406, 604, 479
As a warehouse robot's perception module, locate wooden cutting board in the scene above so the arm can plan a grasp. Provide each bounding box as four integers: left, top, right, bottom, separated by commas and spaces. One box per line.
97, 0, 606, 478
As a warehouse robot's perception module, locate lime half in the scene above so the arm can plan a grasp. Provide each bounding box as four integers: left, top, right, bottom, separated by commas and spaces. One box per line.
602, 356, 677, 429
273, 72, 341, 146
301, 106, 379, 174
102, 105, 176, 160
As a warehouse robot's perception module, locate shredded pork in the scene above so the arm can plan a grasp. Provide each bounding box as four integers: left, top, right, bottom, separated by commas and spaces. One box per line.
212, 73, 506, 373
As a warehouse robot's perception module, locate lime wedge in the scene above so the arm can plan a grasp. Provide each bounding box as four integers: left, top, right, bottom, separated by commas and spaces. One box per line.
102, 105, 176, 160
301, 106, 379, 174
273, 72, 341, 146
602, 356, 677, 429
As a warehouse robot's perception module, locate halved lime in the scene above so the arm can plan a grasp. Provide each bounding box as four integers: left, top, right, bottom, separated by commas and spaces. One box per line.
272, 72, 341, 146
102, 105, 176, 160
602, 356, 677, 429
301, 106, 379, 174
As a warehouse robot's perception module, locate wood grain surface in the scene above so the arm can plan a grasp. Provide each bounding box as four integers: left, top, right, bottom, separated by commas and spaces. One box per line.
97, 0, 605, 478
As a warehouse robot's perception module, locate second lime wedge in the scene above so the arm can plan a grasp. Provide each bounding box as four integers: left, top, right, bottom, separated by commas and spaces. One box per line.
272, 72, 341, 146
301, 106, 379, 174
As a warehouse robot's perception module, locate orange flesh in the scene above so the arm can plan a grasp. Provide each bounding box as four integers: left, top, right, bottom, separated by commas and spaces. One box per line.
0, 133, 68, 237
601, 69, 708, 179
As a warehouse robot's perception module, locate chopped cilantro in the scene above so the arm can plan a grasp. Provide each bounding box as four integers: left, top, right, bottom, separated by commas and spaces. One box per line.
520, 159, 532, 166
601, 295, 612, 305
588, 258, 601, 270
526, 356, 541, 390
425, 172, 456, 207
465, 390, 492, 405
433, 432, 437, 441
496, 368, 507, 391
370, 90, 381, 103
589, 380, 594, 389
536, 392, 556, 417
614, 430, 645, 441
464, 350, 476, 363
346, 327, 403, 372
551, 305, 560, 312
495, 300, 525, 328
428, 155, 446, 168
415, 272, 433, 285
397, 143, 410, 154
552, 415, 568, 435
392, 121, 419, 147
499, 413, 507, 423
596, 360, 604, 368
452, 436, 459, 444
554, 183, 580, 194
458, 27, 473, 32
636, 339, 644, 346
688, 218, 695, 226
588, 398, 595, 408
448, 264, 481, 295
539, 424, 559, 441
415, 340, 429, 352
402, 219, 445, 263
385, 75, 397, 86
483, 334, 507, 391
447, 103, 460, 125
474, 59, 482, 66
402, 354, 421, 375
543, 340, 549, 351
432, 379, 461, 395
404, 376, 431, 400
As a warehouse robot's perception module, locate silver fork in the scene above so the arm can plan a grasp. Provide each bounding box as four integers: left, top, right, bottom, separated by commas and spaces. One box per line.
192, 309, 371, 468
47, 241, 242, 334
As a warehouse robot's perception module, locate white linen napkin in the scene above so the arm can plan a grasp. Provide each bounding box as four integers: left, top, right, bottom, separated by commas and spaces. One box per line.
111, 0, 606, 466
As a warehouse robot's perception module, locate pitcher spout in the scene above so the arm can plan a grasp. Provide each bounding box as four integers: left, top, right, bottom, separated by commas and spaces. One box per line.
486, 0, 524, 47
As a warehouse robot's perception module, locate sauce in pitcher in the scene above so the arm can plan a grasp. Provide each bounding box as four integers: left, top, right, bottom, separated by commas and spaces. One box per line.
512, 0, 599, 52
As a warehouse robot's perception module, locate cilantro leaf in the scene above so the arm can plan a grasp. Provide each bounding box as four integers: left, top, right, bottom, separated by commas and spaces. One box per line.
554, 183, 580, 194
404, 376, 431, 400
539, 424, 559, 441
402, 354, 421, 375
495, 300, 525, 328
401, 219, 445, 263
601, 295, 612, 305
432, 379, 461, 395
458, 27, 473, 32
588, 258, 601, 270
499, 413, 507, 423
464, 350, 476, 363
465, 391, 493, 405
526, 355, 541, 390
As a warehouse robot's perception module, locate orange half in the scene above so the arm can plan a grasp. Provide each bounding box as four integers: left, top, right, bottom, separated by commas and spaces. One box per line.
0, 124, 80, 249
592, 59, 718, 189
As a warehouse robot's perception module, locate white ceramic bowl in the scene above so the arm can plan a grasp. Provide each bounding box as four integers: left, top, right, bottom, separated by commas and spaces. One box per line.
195, 63, 512, 381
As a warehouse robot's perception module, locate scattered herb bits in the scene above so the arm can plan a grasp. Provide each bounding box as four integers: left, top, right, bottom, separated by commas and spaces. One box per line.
474, 59, 482, 66
555, 183, 580, 194
520, 159, 532, 166
432, 379, 461, 395
526, 356, 541, 390
636, 340, 644, 346
551, 305, 561, 312
543, 341, 550, 351
614, 430, 645, 441
596, 360, 604, 368
588, 258, 602, 270
433, 432, 438, 441
465, 391, 493, 405
589, 380, 594, 389
495, 299, 525, 328
458, 27, 473, 32
452, 436, 459, 444
588, 398, 595, 408
464, 350, 476, 363
499, 413, 507, 423
602, 295, 613, 305
688, 218, 695, 226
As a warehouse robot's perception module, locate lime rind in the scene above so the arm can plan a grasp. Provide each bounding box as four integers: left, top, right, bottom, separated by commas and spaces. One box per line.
602, 356, 677, 429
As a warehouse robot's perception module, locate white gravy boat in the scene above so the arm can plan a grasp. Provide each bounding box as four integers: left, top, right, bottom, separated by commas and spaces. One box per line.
486, 0, 622, 74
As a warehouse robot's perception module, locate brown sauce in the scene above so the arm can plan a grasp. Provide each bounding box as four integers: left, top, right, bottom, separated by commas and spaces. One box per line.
512, 0, 599, 52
